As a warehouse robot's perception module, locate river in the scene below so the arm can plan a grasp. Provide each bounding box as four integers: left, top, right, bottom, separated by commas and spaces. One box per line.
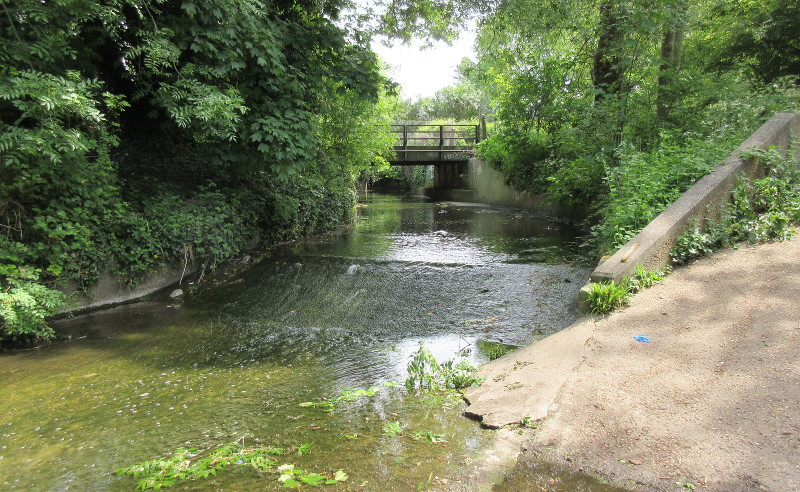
1, 194, 596, 490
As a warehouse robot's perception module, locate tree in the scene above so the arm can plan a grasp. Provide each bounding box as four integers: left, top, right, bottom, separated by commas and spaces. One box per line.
0, 0, 398, 339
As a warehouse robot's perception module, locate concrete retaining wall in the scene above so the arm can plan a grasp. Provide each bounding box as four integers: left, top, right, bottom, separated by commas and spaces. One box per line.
60, 262, 198, 315
583, 112, 800, 299
425, 158, 588, 223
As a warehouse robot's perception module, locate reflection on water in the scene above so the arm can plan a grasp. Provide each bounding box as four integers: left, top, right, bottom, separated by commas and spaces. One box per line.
0, 194, 595, 490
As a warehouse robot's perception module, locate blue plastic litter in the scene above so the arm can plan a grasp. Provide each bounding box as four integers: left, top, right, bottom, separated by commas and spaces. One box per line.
633, 335, 651, 343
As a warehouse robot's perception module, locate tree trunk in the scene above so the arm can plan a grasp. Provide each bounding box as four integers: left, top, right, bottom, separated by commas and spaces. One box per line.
592, 0, 625, 101
656, 27, 684, 127
592, 0, 627, 152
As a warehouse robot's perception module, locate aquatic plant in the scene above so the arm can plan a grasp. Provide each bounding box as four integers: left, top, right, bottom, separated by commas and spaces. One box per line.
299, 385, 384, 412
382, 422, 403, 437
410, 430, 447, 443
114, 439, 347, 490
476, 339, 518, 361
405, 341, 483, 391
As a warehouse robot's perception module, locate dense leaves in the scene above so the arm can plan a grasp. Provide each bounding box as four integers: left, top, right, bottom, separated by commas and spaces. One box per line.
0, 0, 396, 340
458, 0, 800, 254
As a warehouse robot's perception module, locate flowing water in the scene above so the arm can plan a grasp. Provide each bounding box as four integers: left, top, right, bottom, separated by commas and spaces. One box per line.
1, 194, 605, 490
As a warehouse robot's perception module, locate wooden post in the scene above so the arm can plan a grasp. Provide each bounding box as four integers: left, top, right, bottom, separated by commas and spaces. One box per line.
402, 124, 408, 162
479, 114, 487, 141
439, 125, 444, 161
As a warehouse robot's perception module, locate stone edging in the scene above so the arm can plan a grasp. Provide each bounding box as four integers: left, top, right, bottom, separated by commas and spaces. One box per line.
579, 112, 800, 310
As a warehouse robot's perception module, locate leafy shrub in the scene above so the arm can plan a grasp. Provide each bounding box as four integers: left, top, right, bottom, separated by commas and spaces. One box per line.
670, 148, 800, 264
671, 227, 715, 265
588, 136, 726, 255
477, 130, 557, 192
0, 266, 67, 341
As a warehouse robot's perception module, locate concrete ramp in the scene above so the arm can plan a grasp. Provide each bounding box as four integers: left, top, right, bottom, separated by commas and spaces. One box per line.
463, 317, 596, 428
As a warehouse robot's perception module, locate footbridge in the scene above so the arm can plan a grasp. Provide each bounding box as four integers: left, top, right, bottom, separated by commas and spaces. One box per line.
389, 121, 486, 166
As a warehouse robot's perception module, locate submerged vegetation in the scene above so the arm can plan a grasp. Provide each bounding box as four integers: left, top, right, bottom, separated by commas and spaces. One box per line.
115, 341, 484, 490
115, 439, 347, 490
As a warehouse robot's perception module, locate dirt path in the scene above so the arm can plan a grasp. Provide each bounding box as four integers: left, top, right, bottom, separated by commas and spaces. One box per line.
463, 232, 800, 491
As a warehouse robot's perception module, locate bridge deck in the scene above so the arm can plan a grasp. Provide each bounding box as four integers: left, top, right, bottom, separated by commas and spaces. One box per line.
389, 123, 480, 165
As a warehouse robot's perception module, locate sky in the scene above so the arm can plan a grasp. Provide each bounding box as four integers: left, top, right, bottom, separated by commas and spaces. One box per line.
371, 30, 477, 100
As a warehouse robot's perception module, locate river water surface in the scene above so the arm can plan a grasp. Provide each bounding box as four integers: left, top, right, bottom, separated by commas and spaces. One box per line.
1, 194, 596, 490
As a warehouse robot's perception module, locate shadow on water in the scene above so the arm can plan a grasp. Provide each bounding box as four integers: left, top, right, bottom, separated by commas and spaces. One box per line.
494, 460, 630, 491
0, 193, 610, 490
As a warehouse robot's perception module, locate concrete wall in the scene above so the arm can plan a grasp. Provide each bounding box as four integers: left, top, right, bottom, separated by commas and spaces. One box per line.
60, 262, 198, 315
585, 112, 800, 293
425, 159, 588, 223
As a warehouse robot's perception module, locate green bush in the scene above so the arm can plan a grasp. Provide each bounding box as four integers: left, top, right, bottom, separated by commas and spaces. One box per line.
0, 266, 67, 341
670, 148, 800, 265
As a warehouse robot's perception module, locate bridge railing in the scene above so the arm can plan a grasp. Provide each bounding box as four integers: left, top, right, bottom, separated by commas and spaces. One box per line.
390, 124, 481, 164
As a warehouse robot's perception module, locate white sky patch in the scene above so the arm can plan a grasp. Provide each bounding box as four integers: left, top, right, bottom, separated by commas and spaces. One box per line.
372, 29, 476, 100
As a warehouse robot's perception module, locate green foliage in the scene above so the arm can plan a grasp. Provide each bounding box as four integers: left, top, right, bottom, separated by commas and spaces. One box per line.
410, 430, 447, 443
115, 440, 345, 490
398, 80, 489, 121
476, 339, 517, 361
587, 136, 725, 254
405, 341, 483, 391
670, 227, 714, 265
405, 342, 441, 391
586, 281, 631, 315
626, 265, 667, 293
708, 0, 800, 84
0, 0, 400, 342
586, 265, 667, 314
670, 150, 800, 265
299, 385, 383, 413
462, 0, 800, 259
0, 266, 67, 340
477, 131, 558, 193
382, 422, 403, 437
277, 465, 348, 488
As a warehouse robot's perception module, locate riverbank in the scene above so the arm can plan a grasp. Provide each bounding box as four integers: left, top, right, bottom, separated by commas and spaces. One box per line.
462, 231, 800, 490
